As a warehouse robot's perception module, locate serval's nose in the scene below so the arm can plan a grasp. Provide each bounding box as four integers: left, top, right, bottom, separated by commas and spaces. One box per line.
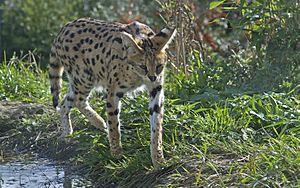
148, 75, 157, 82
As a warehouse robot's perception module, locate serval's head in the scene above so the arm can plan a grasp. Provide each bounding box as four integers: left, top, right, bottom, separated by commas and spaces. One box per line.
122, 27, 176, 82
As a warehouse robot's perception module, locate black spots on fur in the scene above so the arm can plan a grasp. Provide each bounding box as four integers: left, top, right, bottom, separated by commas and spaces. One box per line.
116, 92, 124, 98
89, 39, 93, 45
67, 66, 73, 74
101, 67, 105, 73
149, 104, 161, 115
99, 42, 103, 48
83, 28, 88, 33
111, 54, 119, 61
52, 95, 59, 109
120, 85, 127, 89
102, 47, 106, 54
106, 49, 111, 58
84, 68, 92, 76
112, 37, 122, 44
66, 96, 74, 102
113, 72, 118, 77
86, 58, 91, 65
106, 103, 112, 108
153, 104, 161, 113
96, 54, 100, 61
77, 30, 82, 34
100, 28, 107, 32
106, 35, 113, 42
73, 77, 82, 85
70, 33, 75, 38
91, 58, 96, 66
112, 65, 117, 70
64, 30, 70, 36
74, 55, 78, 59
114, 109, 119, 115
149, 108, 154, 116
108, 112, 114, 116
73, 46, 79, 51
64, 46, 69, 52
118, 56, 127, 61
50, 87, 55, 94
80, 39, 85, 45
103, 32, 109, 38
50, 51, 56, 57
100, 59, 104, 64
85, 37, 89, 43
65, 39, 72, 43
94, 43, 99, 49
150, 85, 162, 98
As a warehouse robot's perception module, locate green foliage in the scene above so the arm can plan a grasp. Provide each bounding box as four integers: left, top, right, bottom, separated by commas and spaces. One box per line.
1, 0, 83, 62
0, 52, 49, 102
212, 0, 300, 88
0, 0, 158, 65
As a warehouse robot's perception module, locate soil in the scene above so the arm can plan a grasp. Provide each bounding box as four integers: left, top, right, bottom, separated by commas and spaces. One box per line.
0, 100, 80, 158
0, 101, 47, 128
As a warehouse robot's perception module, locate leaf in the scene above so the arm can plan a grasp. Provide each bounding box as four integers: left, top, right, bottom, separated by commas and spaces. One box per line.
209, 0, 225, 9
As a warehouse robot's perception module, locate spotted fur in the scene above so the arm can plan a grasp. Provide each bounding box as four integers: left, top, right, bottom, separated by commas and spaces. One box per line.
49, 18, 176, 167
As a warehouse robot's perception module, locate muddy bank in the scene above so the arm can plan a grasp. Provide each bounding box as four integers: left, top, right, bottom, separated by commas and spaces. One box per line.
0, 101, 92, 187
0, 101, 77, 158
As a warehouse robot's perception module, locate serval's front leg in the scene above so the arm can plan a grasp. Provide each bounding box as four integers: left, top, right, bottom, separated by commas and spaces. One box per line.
106, 90, 123, 158
149, 83, 165, 167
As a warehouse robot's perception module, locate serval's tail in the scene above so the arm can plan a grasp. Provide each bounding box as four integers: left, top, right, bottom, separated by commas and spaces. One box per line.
49, 46, 64, 109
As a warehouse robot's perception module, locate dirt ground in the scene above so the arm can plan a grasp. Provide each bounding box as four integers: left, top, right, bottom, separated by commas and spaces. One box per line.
0, 101, 47, 127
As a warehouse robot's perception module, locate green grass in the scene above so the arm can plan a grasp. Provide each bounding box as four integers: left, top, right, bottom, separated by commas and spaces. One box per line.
0, 54, 299, 187
0, 53, 50, 103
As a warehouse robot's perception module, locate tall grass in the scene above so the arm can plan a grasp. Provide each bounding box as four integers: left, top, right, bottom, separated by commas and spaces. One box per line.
0, 52, 49, 103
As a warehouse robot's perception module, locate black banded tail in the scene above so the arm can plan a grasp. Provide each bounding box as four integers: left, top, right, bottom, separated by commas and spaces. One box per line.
49, 47, 64, 109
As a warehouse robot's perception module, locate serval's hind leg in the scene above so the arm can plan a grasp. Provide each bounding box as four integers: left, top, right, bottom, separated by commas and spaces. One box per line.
73, 83, 107, 132
59, 90, 75, 138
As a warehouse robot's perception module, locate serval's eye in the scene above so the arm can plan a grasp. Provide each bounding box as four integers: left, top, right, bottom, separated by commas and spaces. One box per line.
156, 64, 163, 74
139, 65, 148, 73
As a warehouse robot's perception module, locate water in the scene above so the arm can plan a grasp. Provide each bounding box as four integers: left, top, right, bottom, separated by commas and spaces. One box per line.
0, 159, 91, 188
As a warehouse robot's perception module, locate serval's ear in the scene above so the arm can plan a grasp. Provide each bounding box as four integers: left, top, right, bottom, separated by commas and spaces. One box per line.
150, 27, 176, 52
121, 32, 144, 58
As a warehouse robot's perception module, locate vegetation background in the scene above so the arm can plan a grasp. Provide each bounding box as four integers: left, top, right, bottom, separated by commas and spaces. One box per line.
0, 0, 299, 187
